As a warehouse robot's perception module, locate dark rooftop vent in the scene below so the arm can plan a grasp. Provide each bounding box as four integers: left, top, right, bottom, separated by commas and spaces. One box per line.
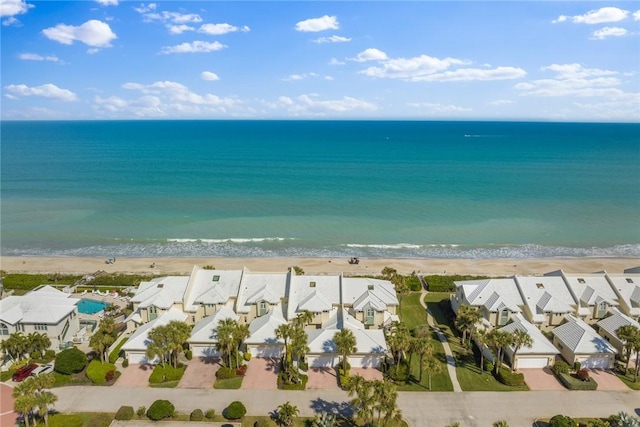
212, 275, 220, 282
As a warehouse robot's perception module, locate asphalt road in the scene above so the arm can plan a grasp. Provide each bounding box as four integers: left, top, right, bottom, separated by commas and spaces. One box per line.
52, 386, 639, 426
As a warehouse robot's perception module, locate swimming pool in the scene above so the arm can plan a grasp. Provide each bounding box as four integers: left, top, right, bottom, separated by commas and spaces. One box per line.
77, 299, 111, 315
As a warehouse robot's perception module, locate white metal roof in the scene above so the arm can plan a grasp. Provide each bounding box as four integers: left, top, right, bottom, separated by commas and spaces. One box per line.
236, 272, 287, 314
342, 278, 399, 311
561, 273, 619, 307
606, 273, 640, 317
122, 308, 188, 352
456, 278, 524, 313
131, 276, 189, 309
287, 274, 340, 320
187, 306, 239, 344
596, 308, 640, 342
499, 314, 560, 355
0, 287, 78, 325
552, 315, 617, 355
245, 303, 287, 345
515, 276, 576, 323
307, 311, 387, 356
184, 268, 243, 311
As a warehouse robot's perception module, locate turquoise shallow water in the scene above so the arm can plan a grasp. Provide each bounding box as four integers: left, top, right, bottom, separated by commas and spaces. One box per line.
1, 120, 639, 258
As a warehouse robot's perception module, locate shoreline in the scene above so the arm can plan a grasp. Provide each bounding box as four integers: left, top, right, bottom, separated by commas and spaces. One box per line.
1, 256, 638, 277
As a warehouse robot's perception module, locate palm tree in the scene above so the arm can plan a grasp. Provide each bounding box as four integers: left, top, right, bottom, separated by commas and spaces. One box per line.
276, 401, 300, 427
311, 412, 337, 427
290, 326, 309, 366
33, 390, 57, 427
275, 323, 294, 365
454, 306, 482, 345
295, 310, 315, 327
392, 274, 409, 312
616, 325, 640, 374
2, 332, 28, 360
510, 329, 533, 372
232, 322, 250, 368
346, 376, 375, 426
412, 337, 434, 383
27, 332, 51, 358
474, 328, 489, 373
631, 333, 640, 382
386, 322, 411, 365
217, 318, 238, 368
166, 321, 191, 368
372, 380, 401, 427
486, 329, 514, 374
381, 267, 397, 280
31, 373, 55, 392
13, 379, 35, 427
333, 328, 356, 373
422, 354, 442, 390
90, 330, 113, 363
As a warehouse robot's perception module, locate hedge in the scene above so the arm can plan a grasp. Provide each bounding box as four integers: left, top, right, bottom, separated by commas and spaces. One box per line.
149, 365, 185, 383
556, 372, 597, 390
496, 367, 525, 386
147, 399, 175, 421
86, 360, 117, 384
108, 338, 128, 363
549, 414, 578, 427
216, 366, 237, 379
115, 406, 134, 421
552, 361, 570, 375
190, 409, 204, 421
424, 275, 490, 292
224, 401, 247, 419
338, 369, 350, 390
405, 276, 422, 291
54, 347, 87, 375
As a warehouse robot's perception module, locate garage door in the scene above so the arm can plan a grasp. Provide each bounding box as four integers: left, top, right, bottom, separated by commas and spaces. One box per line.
192, 346, 222, 358
350, 356, 382, 368
516, 357, 549, 369
250, 345, 282, 358
578, 356, 612, 369
127, 351, 152, 364
308, 355, 335, 368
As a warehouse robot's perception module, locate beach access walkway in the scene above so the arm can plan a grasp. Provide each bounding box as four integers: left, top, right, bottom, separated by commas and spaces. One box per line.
420, 287, 462, 392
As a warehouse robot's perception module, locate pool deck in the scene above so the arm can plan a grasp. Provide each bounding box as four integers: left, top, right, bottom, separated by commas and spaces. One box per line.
74, 291, 129, 351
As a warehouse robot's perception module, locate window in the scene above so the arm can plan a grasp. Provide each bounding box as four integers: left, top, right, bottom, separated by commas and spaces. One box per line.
577, 278, 585, 284
0, 323, 9, 336
259, 301, 268, 316
536, 283, 544, 289
366, 308, 375, 324
212, 275, 220, 282
368, 284, 374, 290
157, 283, 164, 288
626, 278, 634, 283
192, 316, 195, 323
597, 302, 607, 318
34, 323, 48, 331
309, 281, 316, 288
499, 310, 509, 326
149, 305, 157, 320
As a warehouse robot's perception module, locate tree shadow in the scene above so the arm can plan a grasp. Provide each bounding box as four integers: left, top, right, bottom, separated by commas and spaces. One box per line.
310, 397, 353, 419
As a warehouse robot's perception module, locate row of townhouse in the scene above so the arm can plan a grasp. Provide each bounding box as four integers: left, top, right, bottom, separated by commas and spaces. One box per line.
451, 267, 640, 370
0, 286, 81, 351
122, 266, 399, 368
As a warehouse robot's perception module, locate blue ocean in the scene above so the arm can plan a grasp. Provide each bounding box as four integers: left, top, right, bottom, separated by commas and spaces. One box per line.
1, 120, 639, 259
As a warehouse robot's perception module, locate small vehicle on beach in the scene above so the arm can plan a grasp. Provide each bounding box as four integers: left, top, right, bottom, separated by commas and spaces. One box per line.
348, 257, 360, 265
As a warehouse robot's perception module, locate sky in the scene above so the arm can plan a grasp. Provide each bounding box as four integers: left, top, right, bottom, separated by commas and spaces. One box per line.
1, 1, 639, 121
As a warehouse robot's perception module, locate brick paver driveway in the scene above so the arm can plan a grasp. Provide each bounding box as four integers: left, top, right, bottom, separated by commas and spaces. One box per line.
588, 369, 629, 390
520, 368, 564, 390
178, 357, 220, 388
241, 358, 279, 390
1, 383, 19, 427
351, 368, 383, 381
307, 367, 340, 390
114, 364, 153, 387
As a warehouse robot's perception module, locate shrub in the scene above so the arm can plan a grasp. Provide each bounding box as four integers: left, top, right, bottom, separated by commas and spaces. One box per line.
388, 361, 409, 383
147, 399, 175, 421
549, 414, 577, 427
137, 406, 146, 417
190, 409, 204, 421
496, 367, 525, 386
573, 361, 581, 372
406, 276, 422, 291
205, 409, 215, 419
105, 370, 115, 382
576, 368, 590, 381
236, 364, 247, 376
109, 338, 128, 364
339, 371, 350, 389
114, 406, 134, 421
54, 347, 87, 375
556, 372, 598, 390
217, 366, 237, 379
44, 350, 56, 362
425, 275, 490, 292
149, 364, 185, 383
122, 358, 129, 368
224, 401, 247, 420
184, 349, 192, 360
244, 352, 252, 361
483, 360, 494, 373
552, 361, 570, 376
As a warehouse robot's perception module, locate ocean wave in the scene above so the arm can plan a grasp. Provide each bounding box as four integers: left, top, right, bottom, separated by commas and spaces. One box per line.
4, 241, 640, 260
167, 237, 293, 243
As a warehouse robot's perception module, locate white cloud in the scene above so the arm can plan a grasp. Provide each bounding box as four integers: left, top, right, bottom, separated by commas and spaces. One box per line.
282, 72, 317, 81
168, 24, 194, 35
553, 7, 629, 24
143, 10, 202, 24
96, 0, 118, 6
201, 71, 220, 81
313, 35, 351, 43
4, 83, 77, 101
542, 63, 617, 79
591, 27, 628, 39
199, 23, 250, 35
408, 102, 472, 113
133, 3, 156, 14
0, 0, 33, 17
42, 20, 117, 48
272, 94, 376, 115
412, 66, 526, 82
160, 40, 226, 54
634, 10, 640, 20
295, 15, 339, 32
122, 80, 239, 106
329, 58, 345, 66
19, 53, 61, 63
351, 48, 388, 62
490, 99, 515, 106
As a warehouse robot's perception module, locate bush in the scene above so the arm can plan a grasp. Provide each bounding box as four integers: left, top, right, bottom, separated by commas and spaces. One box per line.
425, 275, 490, 292
184, 349, 192, 360
109, 338, 128, 364
549, 414, 577, 427
137, 406, 146, 417
483, 360, 494, 373
122, 358, 129, 368
216, 366, 237, 379
43, 350, 56, 362
496, 367, 525, 386
86, 360, 117, 384
105, 370, 115, 382
405, 276, 422, 291
339, 371, 350, 389
205, 409, 215, 419
573, 361, 581, 372
149, 364, 185, 383
552, 361, 570, 376
147, 399, 175, 421
224, 401, 247, 420
576, 368, 590, 381
115, 406, 134, 421
244, 352, 252, 361
190, 409, 204, 421
54, 347, 87, 375
556, 372, 598, 390
236, 364, 247, 376
388, 360, 409, 383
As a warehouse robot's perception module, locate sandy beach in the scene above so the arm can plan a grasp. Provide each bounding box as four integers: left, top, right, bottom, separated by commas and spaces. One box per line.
1, 256, 638, 277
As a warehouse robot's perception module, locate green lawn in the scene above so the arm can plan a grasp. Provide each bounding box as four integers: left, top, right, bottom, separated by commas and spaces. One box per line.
214, 375, 243, 389
399, 292, 429, 330
617, 371, 640, 390
424, 292, 528, 392
30, 412, 114, 427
